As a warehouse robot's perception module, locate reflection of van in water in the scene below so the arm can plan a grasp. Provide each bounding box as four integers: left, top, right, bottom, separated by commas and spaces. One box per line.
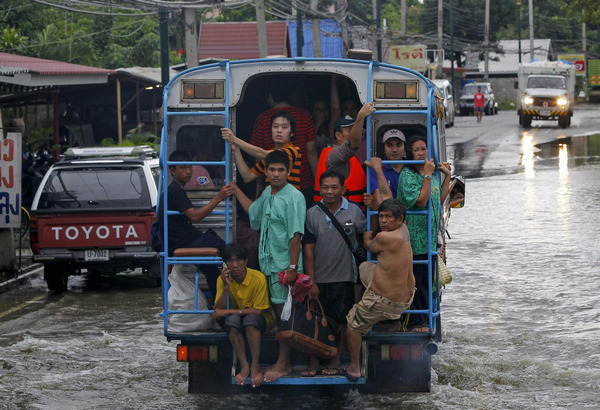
158, 58, 465, 393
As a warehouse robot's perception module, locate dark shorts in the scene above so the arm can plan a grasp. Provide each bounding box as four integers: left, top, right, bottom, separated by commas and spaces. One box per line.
317, 281, 355, 324
224, 313, 267, 334
475, 106, 484, 112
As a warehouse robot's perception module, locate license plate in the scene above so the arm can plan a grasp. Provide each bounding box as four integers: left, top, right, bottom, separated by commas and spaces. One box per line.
541, 110, 551, 116
85, 250, 109, 261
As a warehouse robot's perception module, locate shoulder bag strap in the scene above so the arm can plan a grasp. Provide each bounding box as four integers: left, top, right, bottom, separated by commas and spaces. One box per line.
315, 202, 353, 251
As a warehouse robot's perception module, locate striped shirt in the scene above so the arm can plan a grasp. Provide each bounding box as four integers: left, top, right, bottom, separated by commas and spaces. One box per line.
250, 106, 316, 190
251, 143, 301, 190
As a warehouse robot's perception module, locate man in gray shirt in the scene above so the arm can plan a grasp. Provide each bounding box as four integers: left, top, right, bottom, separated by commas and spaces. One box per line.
302, 169, 367, 376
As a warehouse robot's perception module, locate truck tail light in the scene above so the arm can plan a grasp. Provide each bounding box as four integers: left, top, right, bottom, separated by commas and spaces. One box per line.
30, 220, 39, 254
177, 345, 217, 362
381, 344, 422, 361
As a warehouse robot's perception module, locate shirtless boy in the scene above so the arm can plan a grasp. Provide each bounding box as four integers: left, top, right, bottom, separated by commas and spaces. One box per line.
344, 198, 415, 382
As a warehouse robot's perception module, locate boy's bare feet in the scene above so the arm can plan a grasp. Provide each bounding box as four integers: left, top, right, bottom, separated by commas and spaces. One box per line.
234, 366, 250, 386
264, 365, 291, 382
250, 368, 264, 387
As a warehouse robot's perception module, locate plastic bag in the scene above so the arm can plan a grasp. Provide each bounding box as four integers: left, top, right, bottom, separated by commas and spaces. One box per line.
277, 270, 313, 302
281, 286, 293, 321
167, 265, 214, 332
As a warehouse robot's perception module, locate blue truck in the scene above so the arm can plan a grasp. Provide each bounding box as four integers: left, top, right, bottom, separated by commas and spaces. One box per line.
158, 57, 465, 393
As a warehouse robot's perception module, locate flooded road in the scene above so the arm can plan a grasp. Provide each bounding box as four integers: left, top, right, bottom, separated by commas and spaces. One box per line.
2, 111, 600, 408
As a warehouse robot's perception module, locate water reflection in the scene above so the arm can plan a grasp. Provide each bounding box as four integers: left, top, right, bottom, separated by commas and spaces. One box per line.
521, 131, 536, 178
451, 136, 487, 177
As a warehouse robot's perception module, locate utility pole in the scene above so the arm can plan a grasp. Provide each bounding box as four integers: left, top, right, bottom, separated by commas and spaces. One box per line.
376, 0, 382, 61
582, 22, 586, 52
184, 8, 198, 69
295, 1, 303, 57
336, 0, 348, 57
450, 0, 455, 99
159, 8, 170, 87
400, 0, 406, 38
371, 0, 382, 62
437, 0, 443, 78
529, 0, 534, 60
256, 0, 268, 58
517, 0, 522, 63
484, 0, 489, 81
311, 0, 321, 57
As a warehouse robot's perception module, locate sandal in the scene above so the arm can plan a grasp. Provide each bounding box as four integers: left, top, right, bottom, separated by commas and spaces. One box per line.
301, 369, 320, 377
321, 368, 340, 376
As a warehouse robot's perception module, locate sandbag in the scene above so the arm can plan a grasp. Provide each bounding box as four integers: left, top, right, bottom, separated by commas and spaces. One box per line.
167, 266, 214, 332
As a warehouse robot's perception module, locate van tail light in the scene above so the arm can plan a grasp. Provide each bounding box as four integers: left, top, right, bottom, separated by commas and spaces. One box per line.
30, 220, 39, 254
177, 345, 217, 362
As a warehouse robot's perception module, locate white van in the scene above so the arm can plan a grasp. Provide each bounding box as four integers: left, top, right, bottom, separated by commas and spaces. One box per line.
432, 79, 455, 127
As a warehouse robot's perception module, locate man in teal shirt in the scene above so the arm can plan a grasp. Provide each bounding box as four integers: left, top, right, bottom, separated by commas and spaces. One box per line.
233, 150, 306, 383
233, 150, 305, 319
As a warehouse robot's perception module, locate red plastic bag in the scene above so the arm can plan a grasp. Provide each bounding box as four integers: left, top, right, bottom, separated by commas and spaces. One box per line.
277, 270, 313, 302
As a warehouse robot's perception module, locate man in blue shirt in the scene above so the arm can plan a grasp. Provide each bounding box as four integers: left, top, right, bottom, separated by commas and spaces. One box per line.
365, 128, 406, 210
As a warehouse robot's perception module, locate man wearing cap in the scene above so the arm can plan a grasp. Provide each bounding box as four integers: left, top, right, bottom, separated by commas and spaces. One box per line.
313, 103, 375, 207
364, 128, 406, 210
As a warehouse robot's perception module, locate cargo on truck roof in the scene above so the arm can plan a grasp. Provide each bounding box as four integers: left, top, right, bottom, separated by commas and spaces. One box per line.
63, 145, 157, 159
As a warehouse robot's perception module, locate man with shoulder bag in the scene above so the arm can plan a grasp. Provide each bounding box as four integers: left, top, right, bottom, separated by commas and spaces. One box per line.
301, 169, 367, 377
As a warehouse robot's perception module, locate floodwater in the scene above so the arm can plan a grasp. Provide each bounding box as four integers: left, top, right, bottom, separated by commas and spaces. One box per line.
1, 135, 600, 409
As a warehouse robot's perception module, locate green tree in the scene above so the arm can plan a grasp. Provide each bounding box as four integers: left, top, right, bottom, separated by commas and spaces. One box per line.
0, 27, 28, 53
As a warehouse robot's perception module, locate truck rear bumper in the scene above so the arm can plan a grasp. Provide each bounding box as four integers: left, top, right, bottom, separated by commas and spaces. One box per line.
33, 251, 157, 263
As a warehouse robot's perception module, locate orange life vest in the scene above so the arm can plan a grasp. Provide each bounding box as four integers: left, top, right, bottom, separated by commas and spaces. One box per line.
314, 146, 366, 207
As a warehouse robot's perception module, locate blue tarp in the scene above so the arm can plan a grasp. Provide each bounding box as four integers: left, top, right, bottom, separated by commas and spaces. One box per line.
288, 19, 344, 58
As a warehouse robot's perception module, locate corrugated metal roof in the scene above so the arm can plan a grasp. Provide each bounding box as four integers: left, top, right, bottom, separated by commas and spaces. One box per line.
115, 66, 178, 84
0, 52, 114, 76
0, 65, 29, 75
198, 21, 289, 60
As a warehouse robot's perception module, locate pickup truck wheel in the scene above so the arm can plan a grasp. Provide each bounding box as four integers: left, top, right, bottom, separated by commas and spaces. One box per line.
522, 115, 532, 128
45, 264, 69, 292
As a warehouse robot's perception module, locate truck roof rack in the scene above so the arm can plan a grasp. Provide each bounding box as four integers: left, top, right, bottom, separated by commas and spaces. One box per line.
63, 145, 157, 159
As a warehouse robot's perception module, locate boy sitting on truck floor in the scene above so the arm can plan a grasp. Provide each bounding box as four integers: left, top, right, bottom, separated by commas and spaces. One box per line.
344, 199, 416, 382
159, 150, 233, 299
222, 111, 302, 191
212, 243, 274, 388
231, 150, 306, 383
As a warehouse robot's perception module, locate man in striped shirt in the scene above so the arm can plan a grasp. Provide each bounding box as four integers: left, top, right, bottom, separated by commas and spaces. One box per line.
250, 88, 317, 201
222, 111, 301, 190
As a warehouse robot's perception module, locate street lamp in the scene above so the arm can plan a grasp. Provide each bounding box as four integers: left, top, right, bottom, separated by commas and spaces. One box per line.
517, 0, 522, 63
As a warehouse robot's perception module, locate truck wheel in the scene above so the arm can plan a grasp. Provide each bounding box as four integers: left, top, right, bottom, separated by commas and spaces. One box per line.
45, 264, 69, 292
522, 115, 532, 128
485, 107, 490, 115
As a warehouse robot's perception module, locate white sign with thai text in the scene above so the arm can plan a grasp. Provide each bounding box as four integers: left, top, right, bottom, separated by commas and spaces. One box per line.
389, 45, 427, 72
0, 133, 21, 228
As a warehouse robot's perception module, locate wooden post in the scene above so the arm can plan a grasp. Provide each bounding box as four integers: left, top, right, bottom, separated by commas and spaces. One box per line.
184, 8, 199, 68
117, 78, 122, 144
311, 0, 321, 57
256, 0, 268, 57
